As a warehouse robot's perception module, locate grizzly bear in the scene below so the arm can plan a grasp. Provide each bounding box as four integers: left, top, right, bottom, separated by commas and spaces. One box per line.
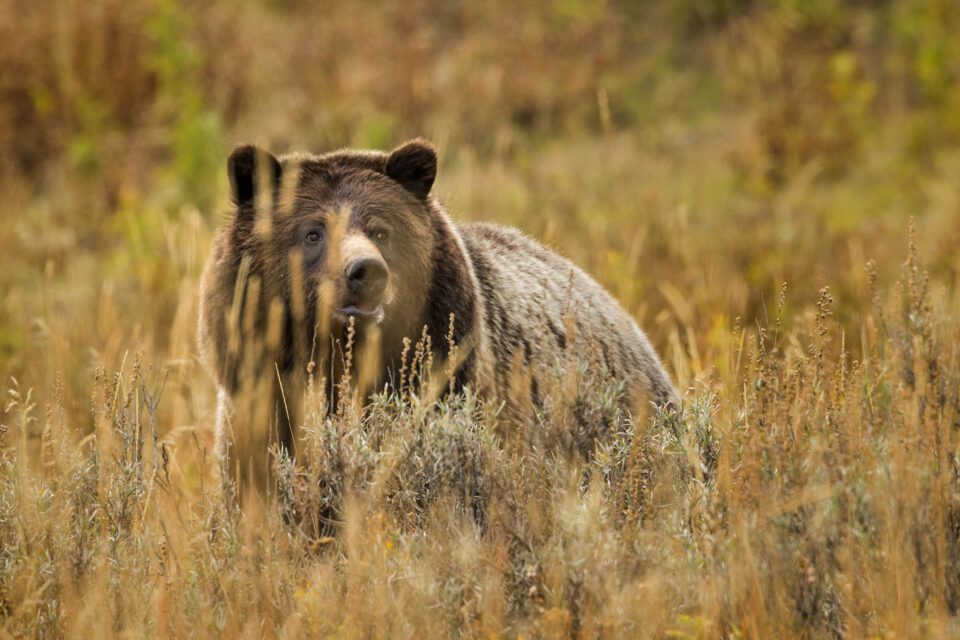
198, 139, 679, 488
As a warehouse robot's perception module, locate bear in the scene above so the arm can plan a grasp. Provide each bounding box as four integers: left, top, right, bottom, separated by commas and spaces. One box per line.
198, 139, 679, 491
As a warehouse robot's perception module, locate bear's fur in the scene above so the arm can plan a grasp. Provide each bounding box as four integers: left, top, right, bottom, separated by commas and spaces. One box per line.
198, 139, 679, 485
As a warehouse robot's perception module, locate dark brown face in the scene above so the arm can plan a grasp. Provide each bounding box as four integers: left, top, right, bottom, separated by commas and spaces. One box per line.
226, 140, 438, 349
283, 175, 434, 332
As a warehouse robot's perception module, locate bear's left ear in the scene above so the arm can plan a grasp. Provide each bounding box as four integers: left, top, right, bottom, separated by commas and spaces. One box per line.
385, 139, 437, 200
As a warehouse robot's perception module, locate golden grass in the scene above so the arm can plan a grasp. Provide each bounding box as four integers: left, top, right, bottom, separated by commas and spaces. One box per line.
3, 230, 958, 637
2, 0, 960, 637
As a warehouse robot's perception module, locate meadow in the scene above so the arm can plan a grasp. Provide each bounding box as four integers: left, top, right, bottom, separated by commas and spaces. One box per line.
1, 0, 959, 636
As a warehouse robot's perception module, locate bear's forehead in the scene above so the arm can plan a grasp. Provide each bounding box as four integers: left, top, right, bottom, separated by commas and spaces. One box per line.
279, 152, 411, 217
281, 150, 386, 180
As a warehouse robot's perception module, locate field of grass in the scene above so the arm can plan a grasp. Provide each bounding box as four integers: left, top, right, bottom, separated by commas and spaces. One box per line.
1, 0, 960, 637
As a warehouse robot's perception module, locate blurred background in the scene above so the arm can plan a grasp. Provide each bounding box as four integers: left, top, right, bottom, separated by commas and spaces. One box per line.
1, 0, 959, 420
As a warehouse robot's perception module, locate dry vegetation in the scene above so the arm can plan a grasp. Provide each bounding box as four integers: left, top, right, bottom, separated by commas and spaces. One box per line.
2, 0, 960, 637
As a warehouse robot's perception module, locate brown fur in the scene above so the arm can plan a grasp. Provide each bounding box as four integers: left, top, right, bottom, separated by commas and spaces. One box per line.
198, 139, 678, 487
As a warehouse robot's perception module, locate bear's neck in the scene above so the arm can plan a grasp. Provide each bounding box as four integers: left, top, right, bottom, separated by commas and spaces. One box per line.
385, 200, 486, 395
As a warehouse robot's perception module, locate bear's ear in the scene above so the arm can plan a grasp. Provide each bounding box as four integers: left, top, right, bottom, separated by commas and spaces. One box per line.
227, 144, 282, 209
385, 139, 437, 200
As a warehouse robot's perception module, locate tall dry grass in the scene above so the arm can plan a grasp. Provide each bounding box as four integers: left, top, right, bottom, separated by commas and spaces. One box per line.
2, 0, 960, 637
2, 226, 958, 636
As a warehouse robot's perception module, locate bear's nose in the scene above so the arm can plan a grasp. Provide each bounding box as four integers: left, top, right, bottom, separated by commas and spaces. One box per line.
344, 257, 388, 298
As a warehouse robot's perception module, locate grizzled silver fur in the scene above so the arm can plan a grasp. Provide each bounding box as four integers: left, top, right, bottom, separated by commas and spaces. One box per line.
461, 222, 679, 411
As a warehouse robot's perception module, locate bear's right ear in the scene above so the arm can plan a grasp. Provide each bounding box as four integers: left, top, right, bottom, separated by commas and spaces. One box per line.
227, 144, 282, 209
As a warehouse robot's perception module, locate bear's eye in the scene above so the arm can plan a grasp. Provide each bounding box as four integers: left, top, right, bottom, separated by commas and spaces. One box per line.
304, 229, 324, 245
371, 227, 390, 243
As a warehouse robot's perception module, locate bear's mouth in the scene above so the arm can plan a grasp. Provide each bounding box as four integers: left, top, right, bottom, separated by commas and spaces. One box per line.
336, 303, 384, 323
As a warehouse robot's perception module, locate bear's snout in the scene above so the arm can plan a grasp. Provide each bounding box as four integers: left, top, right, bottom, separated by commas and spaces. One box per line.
335, 233, 392, 320
344, 257, 388, 300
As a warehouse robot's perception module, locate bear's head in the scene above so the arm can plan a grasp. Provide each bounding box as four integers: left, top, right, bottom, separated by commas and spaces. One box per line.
222, 139, 441, 377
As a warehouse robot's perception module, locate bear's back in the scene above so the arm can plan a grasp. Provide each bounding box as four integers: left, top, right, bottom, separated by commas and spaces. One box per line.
458, 222, 678, 409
